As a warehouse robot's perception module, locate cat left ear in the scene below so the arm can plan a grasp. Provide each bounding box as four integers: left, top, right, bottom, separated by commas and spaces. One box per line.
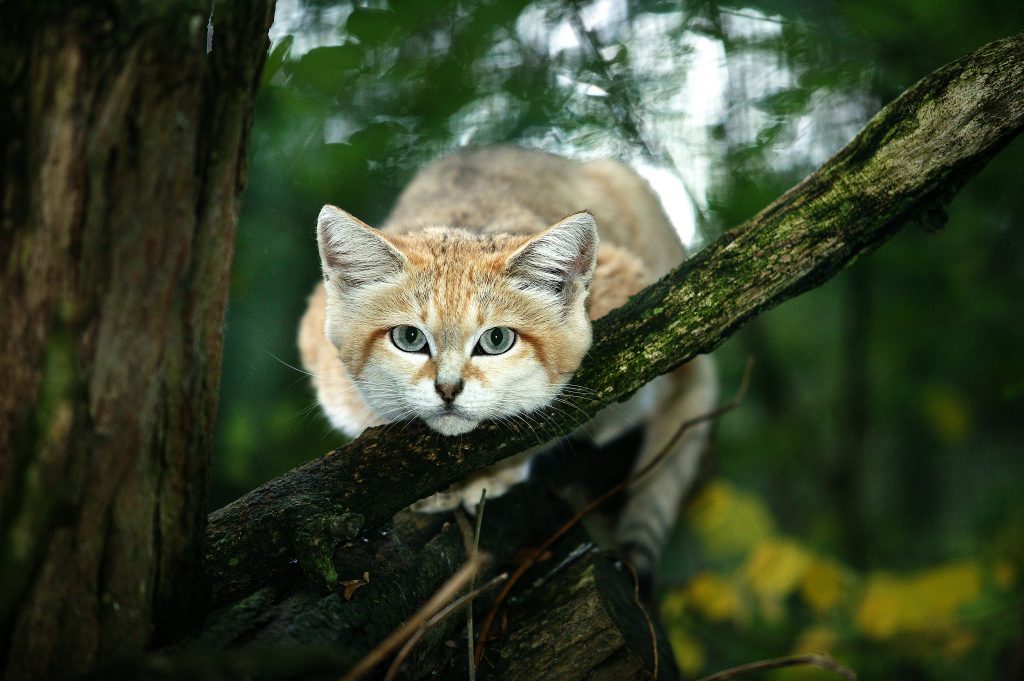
506, 212, 598, 300
317, 205, 405, 291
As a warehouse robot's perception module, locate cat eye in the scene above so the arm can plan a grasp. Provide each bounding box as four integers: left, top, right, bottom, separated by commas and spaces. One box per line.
390, 325, 428, 353
475, 327, 516, 355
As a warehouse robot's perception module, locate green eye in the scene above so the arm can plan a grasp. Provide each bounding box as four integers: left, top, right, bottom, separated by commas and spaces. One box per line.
476, 327, 516, 355
391, 325, 428, 353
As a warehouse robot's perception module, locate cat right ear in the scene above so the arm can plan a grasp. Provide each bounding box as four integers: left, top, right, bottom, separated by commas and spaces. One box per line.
506, 211, 599, 300
317, 205, 405, 290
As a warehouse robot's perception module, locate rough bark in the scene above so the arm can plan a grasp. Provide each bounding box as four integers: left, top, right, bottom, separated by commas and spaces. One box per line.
487, 550, 672, 681
205, 32, 1024, 607
0, 2, 274, 679
104, 477, 676, 681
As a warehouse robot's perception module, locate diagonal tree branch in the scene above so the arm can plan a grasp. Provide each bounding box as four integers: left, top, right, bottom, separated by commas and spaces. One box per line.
205, 32, 1024, 606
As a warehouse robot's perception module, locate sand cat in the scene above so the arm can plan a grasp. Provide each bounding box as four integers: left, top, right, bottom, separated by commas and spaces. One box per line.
299, 146, 717, 576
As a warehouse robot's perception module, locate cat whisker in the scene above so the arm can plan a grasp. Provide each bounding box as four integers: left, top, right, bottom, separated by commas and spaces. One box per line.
549, 397, 602, 430
320, 422, 342, 441
267, 351, 319, 379
504, 411, 546, 446
497, 414, 544, 447
396, 415, 422, 434
524, 409, 566, 445
379, 414, 417, 436
289, 399, 330, 425
527, 407, 565, 439
557, 384, 619, 406
556, 386, 633, 421
533, 402, 594, 445
539, 402, 586, 432
496, 387, 594, 429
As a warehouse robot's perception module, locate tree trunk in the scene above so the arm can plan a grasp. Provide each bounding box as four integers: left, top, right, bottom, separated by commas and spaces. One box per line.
0, 3, 274, 679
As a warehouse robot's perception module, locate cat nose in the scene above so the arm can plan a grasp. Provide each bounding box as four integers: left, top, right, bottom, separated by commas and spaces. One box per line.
434, 380, 464, 404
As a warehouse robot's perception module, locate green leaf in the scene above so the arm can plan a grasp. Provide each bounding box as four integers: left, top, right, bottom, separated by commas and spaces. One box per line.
263, 34, 294, 86
346, 8, 399, 45
289, 44, 363, 92
752, 87, 811, 116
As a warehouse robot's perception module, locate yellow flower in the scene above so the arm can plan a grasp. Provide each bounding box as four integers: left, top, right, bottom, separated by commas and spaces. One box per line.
801, 557, 847, 613
660, 587, 688, 620
688, 481, 775, 558
687, 572, 743, 623
669, 628, 705, 676
855, 561, 982, 639
743, 539, 813, 601
793, 625, 838, 655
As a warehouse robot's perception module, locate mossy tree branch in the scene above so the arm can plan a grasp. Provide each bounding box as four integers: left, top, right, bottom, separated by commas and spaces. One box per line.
206, 32, 1024, 605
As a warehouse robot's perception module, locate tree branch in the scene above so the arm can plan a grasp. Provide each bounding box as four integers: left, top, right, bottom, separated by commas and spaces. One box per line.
205, 32, 1024, 605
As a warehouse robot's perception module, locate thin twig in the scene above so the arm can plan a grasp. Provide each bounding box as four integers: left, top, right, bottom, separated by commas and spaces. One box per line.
382, 572, 507, 681
455, 510, 475, 552
473, 490, 487, 552
694, 653, 857, 681
468, 489, 486, 681
475, 358, 754, 663
343, 552, 486, 681
623, 560, 659, 681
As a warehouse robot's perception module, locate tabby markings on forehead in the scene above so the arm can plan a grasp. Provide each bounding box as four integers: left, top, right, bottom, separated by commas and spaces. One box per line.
414, 279, 432, 307
440, 324, 459, 347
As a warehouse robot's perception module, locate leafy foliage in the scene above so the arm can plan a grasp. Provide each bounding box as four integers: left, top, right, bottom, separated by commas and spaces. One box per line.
664, 482, 1021, 679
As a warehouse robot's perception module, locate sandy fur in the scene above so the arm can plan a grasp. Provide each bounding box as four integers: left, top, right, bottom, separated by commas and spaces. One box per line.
299, 148, 715, 551
300, 147, 678, 438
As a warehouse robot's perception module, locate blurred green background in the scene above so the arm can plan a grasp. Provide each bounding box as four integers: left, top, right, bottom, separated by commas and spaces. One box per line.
212, 1, 1024, 678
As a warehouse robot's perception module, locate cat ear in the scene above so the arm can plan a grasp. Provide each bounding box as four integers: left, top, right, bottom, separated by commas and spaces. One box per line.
317, 205, 405, 290
506, 212, 598, 300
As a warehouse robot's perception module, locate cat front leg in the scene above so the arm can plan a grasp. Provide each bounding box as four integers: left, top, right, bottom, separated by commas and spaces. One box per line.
410, 447, 539, 513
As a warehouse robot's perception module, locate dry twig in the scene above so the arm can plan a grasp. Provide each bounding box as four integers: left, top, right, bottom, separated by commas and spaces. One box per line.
382, 572, 508, 681
623, 560, 659, 681
468, 490, 487, 681
343, 552, 486, 681
455, 491, 489, 681
475, 358, 754, 663
694, 653, 857, 681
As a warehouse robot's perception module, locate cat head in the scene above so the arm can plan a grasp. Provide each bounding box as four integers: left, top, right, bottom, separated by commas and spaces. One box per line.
316, 205, 598, 436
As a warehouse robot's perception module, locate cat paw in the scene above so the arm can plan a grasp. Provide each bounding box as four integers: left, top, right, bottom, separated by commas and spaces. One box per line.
619, 541, 656, 594
410, 490, 464, 513
410, 460, 532, 513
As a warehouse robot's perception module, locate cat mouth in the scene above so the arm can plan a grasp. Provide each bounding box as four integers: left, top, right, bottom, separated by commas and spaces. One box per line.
433, 401, 470, 417
424, 410, 478, 436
